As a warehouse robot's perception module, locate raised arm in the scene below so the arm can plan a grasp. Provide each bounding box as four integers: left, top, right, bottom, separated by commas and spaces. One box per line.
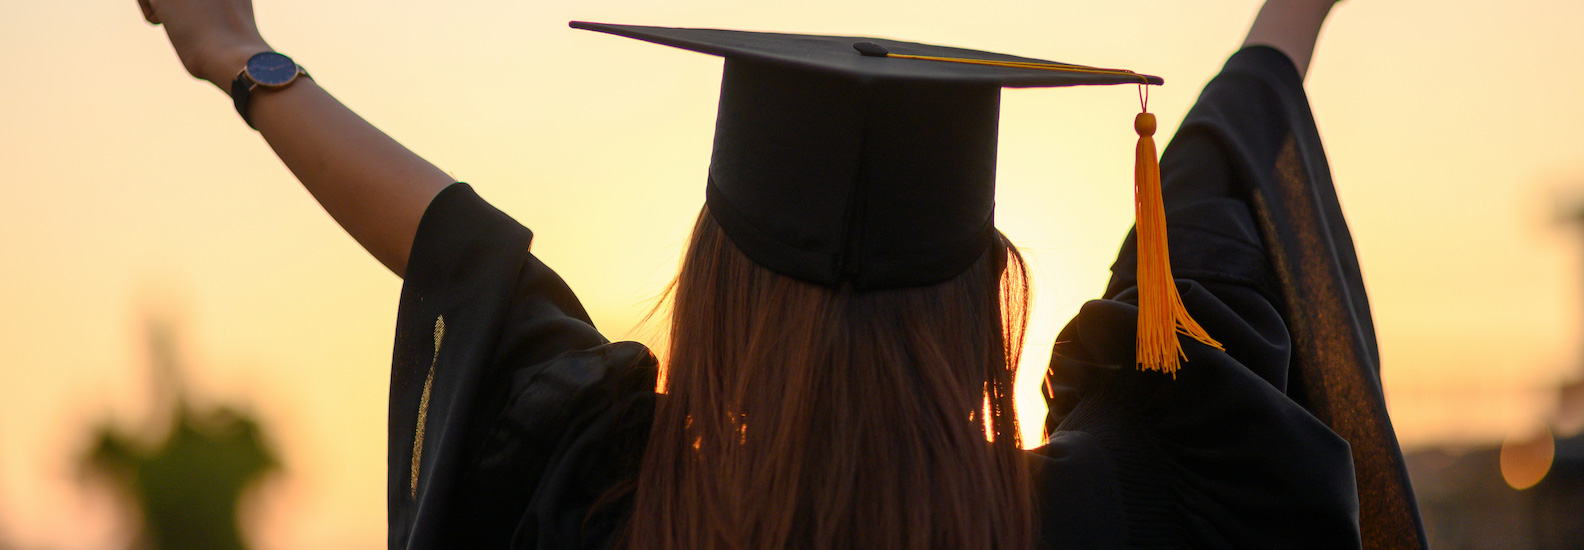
1241, 0, 1341, 79
140, 0, 451, 277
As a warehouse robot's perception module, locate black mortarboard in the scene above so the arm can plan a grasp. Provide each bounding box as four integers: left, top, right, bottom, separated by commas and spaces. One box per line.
572, 22, 1159, 290
573, 22, 1220, 374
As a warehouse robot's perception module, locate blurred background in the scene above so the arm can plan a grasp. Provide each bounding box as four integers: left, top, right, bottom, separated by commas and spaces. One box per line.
2, 0, 1582, 548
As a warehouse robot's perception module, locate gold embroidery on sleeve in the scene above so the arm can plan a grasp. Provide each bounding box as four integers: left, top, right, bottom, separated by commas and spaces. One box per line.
411, 315, 444, 498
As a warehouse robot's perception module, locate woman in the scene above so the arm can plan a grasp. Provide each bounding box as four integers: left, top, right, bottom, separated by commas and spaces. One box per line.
139, 0, 1424, 548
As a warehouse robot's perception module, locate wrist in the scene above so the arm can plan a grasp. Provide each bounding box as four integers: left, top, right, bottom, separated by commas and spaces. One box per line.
203, 42, 273, 91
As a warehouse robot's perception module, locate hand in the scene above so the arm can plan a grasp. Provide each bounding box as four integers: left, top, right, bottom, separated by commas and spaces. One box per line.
139, 0, 272, 90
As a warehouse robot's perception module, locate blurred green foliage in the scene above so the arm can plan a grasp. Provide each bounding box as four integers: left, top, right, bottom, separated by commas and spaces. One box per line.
79, 319, 277, 550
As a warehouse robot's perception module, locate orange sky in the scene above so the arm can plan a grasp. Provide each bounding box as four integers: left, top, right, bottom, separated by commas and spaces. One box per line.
3, 0, 1583, 548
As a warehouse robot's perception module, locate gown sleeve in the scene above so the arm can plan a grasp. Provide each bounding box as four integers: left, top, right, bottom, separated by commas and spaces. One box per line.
1032, 46, 1424, 548
386, 183, 658, 550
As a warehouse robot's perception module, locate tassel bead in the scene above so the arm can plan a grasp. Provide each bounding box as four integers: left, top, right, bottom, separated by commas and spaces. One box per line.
1135, 112, 1156, 136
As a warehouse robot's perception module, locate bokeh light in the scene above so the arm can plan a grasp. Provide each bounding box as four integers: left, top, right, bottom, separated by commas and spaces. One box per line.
1500, 424, 1555, 491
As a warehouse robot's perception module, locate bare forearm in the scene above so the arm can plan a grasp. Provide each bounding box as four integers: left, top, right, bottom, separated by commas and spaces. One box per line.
1242, 0, 1338, 79
245, 76, 451, 277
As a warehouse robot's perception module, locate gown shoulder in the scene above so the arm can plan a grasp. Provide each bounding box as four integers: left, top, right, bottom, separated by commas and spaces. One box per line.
386, 182, 657, 549
1031, 46, 1367, 548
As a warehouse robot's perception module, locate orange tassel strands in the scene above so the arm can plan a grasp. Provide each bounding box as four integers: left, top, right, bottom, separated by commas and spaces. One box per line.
1132, 104, 1223, 376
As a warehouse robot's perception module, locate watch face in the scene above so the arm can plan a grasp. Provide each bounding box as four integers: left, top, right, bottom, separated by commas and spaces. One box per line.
246, 52, 299, 87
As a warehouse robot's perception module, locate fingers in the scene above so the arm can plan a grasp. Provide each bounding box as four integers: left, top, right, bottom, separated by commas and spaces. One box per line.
138, 0, 159, 25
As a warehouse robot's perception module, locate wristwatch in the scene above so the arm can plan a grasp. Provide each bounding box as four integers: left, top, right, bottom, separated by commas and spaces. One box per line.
230, 51, 310, 129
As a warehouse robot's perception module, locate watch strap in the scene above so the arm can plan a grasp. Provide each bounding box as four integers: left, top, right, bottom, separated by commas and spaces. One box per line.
230, 71, 257, 129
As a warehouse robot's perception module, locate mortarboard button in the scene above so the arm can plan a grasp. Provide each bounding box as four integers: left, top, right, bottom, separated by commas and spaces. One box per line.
853, 41, 890, 57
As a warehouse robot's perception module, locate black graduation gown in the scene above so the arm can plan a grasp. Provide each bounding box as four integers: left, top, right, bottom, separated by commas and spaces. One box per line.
383, 46, 1421, 549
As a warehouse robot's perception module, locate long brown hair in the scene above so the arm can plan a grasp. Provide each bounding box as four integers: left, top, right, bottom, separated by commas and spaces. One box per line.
626, 207, 1034, 549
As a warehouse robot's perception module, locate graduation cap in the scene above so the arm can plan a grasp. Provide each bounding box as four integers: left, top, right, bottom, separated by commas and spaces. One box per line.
572, 22, 1220, 374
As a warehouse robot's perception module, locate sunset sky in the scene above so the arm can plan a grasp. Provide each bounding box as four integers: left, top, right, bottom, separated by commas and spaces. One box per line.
3, 0, 1583, 547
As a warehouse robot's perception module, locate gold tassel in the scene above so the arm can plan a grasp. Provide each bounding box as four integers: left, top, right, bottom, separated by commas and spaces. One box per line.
1133, 108, 1223, 376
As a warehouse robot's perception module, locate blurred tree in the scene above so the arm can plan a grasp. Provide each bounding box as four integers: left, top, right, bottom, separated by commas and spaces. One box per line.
79, 317, 277, 550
